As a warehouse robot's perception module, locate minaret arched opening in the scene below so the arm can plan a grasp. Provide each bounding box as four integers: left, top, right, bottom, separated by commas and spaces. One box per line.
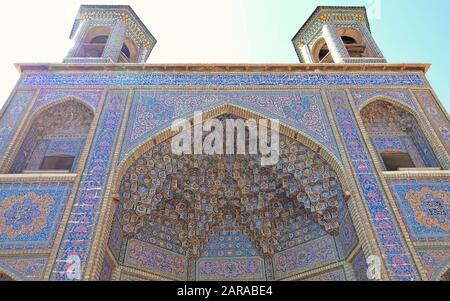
76, 27, 111, 58
10, 100, 94, 174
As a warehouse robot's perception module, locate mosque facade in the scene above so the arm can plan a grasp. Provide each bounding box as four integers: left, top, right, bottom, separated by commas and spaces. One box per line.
0, 5, 448, 281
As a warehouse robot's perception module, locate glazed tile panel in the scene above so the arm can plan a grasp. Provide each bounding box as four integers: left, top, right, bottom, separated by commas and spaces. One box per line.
417, 249, 450, 280
0, 183, 72, 250
197, 257, 266, 281
0, 90, 36, 161
388, 178, 450, 242
120, 90, 341, 163
413, 90, 450, 152
19, 72, 425, 88
0, 256, 48, 281
51, 90, 128, 280
327, 90, 420, 280
125, 239, 187, 281
273, 236, 339, 280
33, 89, 103, 113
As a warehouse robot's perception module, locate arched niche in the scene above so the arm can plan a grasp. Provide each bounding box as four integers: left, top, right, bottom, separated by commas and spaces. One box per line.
10, 99, 94, 174
103, 112, 362, 281
360, 100, 440, 171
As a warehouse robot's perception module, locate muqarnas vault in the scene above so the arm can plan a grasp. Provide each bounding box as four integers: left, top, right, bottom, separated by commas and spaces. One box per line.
0, 5, 449, 281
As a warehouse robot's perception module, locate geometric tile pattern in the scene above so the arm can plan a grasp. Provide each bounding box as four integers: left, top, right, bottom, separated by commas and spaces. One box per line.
413, 90, 450, 152
273, 236, 339, 280
417, 249, 450, 280
388, 178, 450, 242
125, 239, 187, 281
196, 257, 265, 281
119, 130, 344, 258
0, 183, 72, 250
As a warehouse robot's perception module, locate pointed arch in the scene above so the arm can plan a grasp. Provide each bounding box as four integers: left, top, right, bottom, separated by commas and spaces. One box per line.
32, 95, 96, 120
360, 98, 441, 171
359, 95, 418, 118
8, 97, 95, 173
106, 107, 363, 280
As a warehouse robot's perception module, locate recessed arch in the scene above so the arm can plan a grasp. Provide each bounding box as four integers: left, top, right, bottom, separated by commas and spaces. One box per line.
9, 97, 95, 174
360, 99, 441, 171
116, 103, 347, 193
106, 106, 362, 280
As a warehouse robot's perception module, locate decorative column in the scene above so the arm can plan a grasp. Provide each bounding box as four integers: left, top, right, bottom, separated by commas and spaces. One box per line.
356, 22, 386, 60
102, 21, 127, 62
321, 22, 350, 63
65, 19, 92, 59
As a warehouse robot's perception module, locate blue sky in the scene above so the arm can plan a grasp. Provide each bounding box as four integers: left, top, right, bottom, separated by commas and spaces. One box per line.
0, 0, 448, 112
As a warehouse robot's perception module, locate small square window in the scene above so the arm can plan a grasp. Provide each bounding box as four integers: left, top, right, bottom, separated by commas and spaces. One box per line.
381, 152, 415, 171
40, 155, 75, 171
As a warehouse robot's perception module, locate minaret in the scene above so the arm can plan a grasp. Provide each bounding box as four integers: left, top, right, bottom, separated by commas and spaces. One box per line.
292, 6, 386, 64
64, 5, 156, 64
